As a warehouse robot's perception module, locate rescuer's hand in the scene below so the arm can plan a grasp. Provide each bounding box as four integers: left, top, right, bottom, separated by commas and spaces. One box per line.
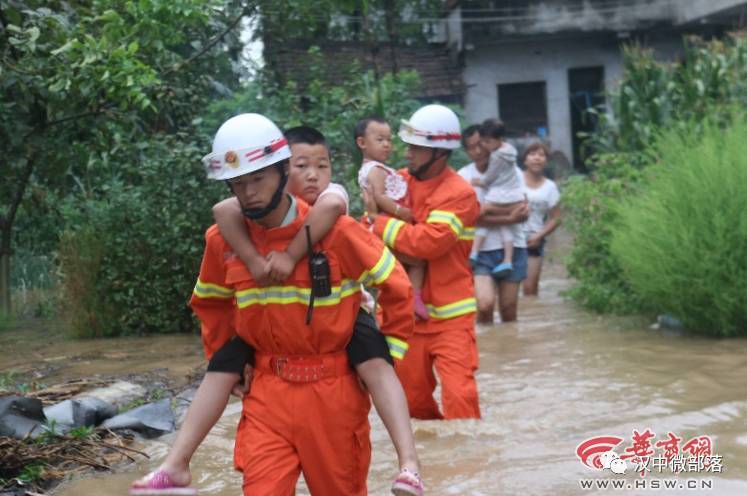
527, 233, 542, 249
361, 184, 378, 218
396, 206, 413, 223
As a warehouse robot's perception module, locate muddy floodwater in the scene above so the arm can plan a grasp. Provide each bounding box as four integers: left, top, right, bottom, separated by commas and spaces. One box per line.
4, 233, 746, 495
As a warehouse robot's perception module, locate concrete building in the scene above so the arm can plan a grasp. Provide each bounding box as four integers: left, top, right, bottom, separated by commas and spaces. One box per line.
445, 0, 747, 170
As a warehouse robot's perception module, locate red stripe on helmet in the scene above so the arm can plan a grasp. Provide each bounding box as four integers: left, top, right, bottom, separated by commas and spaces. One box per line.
245, 138, 288, 162
410, 128, 461, 141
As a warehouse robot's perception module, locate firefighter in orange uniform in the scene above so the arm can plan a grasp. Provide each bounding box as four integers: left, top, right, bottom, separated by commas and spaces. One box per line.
190, 113, 414, 495
364, 104, 481, 420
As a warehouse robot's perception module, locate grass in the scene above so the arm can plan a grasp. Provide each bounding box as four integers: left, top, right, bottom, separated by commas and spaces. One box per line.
17, 463, 45, 484
610, 118, 747, 336
0, 370, 35, 395
0, 253, 60, 326
10, 253, 59, 320
0, 311, 14, 333
118, 386, 170, 413
68, 426, 95, 439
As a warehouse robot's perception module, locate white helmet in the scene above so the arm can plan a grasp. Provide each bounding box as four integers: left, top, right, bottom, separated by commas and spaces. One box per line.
202, 113, 291, 181
399, 104, 461, 150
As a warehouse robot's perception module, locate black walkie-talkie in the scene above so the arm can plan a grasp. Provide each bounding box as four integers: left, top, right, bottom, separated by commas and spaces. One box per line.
305, 225, 331, 324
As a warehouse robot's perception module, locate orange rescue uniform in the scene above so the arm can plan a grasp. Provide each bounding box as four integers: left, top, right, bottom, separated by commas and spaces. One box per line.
371, 166, 481, 420
191, 200, 414, 495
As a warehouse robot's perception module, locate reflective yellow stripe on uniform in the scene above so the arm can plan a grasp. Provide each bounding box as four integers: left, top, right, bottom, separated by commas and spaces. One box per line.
234, 279, 360, 309
357, 248, 396, 286
459, 226, 476, 241
382, 218, 406, 248
193, 279, 234, 299
426, 297, 477, 320
385, 336, 409, 360
426, 210, 463, 236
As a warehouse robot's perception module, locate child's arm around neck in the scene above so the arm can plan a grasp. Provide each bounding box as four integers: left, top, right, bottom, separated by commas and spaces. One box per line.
264, 188, 347, 281
213, 197, 269, 284
287, 192, 346, 261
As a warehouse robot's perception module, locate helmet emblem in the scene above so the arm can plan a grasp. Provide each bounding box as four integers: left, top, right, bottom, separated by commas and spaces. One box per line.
224, 150, 239, 168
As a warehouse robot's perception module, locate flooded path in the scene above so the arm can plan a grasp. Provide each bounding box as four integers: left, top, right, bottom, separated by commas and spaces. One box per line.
7, 234, 746, 495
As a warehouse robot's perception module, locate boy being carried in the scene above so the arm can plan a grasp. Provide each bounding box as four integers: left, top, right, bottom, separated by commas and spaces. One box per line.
131, 126, 423, 496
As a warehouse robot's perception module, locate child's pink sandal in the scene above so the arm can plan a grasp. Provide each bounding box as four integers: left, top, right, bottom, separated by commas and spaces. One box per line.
391, 468, 424, 496
129, 469, 197, 495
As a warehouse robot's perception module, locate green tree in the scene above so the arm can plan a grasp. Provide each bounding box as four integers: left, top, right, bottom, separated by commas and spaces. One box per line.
0, 0, 252, 315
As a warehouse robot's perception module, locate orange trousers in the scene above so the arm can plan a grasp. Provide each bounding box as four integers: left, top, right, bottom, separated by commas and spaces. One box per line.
395, 325, 481, 420
234, 370, 371, 495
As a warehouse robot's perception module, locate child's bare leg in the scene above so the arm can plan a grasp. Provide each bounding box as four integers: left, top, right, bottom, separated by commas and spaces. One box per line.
408, 264, 425, 290
393, 251, 429, 321
491, 225, 514, 276
407, 264, 429, 321
471, 234, 485, 266
356, 358, 420, 473
133, 371, 239, 487
472, 235, 485, 256
503, 240, 514, 265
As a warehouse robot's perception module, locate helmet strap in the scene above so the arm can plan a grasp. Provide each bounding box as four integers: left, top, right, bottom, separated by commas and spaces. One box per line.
227, 162, 289, 220
408, 149, 447, 181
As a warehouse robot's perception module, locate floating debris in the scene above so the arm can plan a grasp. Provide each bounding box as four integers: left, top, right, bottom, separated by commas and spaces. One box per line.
0, 429, 148, 494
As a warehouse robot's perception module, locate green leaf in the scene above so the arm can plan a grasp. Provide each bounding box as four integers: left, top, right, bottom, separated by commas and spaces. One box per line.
51, 40, 76, 56
27, 27, 40, 42
100, 9, 120, 22
4, 8, 21, 25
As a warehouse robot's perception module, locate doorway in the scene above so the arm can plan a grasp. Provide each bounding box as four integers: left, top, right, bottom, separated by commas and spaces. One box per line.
568, 66, 605, 171
497, 81, 548, 138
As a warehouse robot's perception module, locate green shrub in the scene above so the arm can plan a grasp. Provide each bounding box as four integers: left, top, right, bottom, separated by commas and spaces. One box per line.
58, 227, 112, 338
58, 135, 224, 337
565, 33, 747, 313
610, 119, 747, 336
562, 152, 649, 313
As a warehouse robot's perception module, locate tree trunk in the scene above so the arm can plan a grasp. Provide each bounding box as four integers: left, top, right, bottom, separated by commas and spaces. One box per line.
0, 155, 35, 316
384, 0, 399, 75
0, 250, 9, 315
361, 3, 380, 81
0, 219, 13, 316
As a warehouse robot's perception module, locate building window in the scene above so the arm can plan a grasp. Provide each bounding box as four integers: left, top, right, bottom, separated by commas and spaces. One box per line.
497, 81, 548, 138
